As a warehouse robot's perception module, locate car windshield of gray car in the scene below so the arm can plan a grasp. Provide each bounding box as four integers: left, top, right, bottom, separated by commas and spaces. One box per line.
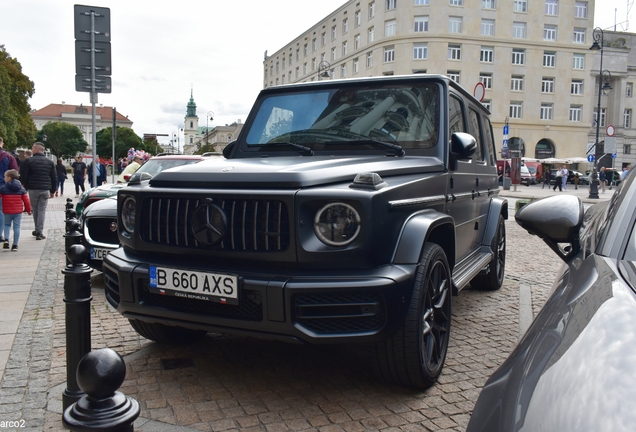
245, 83, 440, 152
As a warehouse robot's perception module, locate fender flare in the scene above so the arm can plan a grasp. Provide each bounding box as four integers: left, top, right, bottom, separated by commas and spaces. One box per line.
481, 197, 508, 247
392, 210, 456, 269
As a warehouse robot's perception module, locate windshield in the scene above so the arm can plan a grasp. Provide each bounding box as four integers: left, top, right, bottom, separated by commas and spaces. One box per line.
245, 82, 441, 152
137, 159, 200, 177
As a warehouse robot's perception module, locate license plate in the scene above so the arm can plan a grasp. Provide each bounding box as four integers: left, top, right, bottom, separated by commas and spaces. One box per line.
90, 247, 114, 260
149, 266, 238, 305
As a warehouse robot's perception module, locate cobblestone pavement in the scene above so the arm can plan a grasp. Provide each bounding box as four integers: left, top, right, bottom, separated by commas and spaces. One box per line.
2, 200, 564, 432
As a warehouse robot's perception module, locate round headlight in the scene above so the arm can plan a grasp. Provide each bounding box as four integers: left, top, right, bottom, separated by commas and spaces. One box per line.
121, 196, 136, 233
314, 202, 361, 246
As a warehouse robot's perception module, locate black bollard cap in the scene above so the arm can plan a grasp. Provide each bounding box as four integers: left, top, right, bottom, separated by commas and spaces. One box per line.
66, 218, 81, 234
67, 244, 89, 265
77, 348, 126, 400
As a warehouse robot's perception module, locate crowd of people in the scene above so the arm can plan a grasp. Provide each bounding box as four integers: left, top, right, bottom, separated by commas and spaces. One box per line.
0, 139, 149, 252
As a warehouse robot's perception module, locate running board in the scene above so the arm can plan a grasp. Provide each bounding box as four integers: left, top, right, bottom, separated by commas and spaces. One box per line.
452, 249, 493, 294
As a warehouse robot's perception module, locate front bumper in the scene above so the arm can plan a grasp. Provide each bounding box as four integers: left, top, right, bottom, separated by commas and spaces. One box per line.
103, 248, 417, 344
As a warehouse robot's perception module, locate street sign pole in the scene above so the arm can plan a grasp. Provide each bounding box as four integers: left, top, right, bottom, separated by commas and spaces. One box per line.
90, 10, 97, 188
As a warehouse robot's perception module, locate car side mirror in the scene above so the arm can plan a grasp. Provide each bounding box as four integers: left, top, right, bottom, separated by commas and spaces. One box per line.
449, 132, 477, 171
128, 171, 153, 186
515, 195, 584, 262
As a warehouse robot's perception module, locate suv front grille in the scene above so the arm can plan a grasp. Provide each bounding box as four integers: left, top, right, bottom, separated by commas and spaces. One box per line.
103, 266, 121, 307
86, 217, 119, 246
293, 292, 386, 334
138, 281, 263, 321
140, 197, 290, 252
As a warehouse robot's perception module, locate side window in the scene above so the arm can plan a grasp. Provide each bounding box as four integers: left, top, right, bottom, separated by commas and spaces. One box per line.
448, 94, 465, 136
468, 108, 484, 162
482, 117, 496, 166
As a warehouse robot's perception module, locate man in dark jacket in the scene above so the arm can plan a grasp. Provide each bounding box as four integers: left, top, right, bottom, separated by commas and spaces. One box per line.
19, 142, 56, 240
0, 136, 19, 243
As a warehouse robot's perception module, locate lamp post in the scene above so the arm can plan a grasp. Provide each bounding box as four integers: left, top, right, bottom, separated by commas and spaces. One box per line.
206, 111, 214, 149
588, 27, 612, 199
318, 61, 331, 80
177, 123, 184, 154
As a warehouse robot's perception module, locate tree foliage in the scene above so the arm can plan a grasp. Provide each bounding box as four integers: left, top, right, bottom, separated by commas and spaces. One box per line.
0, 45, 36, 149
37, 122, 88, 158
96, 126, 144, 160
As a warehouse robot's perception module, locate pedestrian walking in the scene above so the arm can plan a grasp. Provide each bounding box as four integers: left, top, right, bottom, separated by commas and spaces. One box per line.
622, 165, 631, 180
71, 156, 87, 197
0, 169, 32, 251
599, 167, 607, 193
574, 173, 580, 190
553, 171, 563, 192
560, 165, 569, 191
88, 157, 107, 187
0, 136, 19, 244
18, 142, 56, 240
55, 158, 68, 197
542, 169, 551, 189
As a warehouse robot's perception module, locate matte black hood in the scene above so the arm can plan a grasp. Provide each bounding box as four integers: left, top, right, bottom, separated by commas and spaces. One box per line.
149, 155, 444, 189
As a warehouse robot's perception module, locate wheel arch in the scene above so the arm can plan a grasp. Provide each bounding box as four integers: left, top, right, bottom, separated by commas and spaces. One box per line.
481, 197, 508, 247
392, 211, 456, 269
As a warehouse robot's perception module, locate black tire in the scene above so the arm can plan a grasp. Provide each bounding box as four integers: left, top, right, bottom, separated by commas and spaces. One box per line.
129, 319, 207, 344
472, 214, 506, 291
371, 243, 452, 389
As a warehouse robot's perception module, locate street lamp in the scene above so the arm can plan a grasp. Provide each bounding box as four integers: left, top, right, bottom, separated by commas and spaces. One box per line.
177, 123, 184, 154
589, 28, 612, 199
318, 61, 331, 80
205, 111, 214, 148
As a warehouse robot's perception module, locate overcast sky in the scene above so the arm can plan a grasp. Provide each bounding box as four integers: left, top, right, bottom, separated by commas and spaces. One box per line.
0, 0, 631, 146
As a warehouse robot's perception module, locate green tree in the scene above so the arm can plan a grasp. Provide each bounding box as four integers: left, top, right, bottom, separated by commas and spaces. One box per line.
37, 122, 88, 158
0, 45, 36, 149
96, 126, 143, 160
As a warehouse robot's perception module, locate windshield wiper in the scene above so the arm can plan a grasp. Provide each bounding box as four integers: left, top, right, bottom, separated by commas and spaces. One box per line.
352, 139, 405, 157
258, 142, 314, 156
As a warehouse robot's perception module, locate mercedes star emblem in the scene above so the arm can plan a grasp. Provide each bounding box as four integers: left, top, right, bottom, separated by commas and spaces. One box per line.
191, 201, 227, 245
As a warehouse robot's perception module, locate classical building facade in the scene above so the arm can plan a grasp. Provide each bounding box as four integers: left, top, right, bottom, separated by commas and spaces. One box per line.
264, 0, 604, 167
30, 103, 133, 149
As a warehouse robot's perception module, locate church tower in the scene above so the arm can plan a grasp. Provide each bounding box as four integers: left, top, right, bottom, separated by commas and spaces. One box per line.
183, 88, 199, 154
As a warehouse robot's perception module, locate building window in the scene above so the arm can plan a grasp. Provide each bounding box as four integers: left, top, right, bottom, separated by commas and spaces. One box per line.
355, 10, 361, 26
331, 47, 337, 61
312, 38, 317, 51
448, 44, 462, 60
368, 27, 375, 43
369, 1, 375, 18
282, 57, 286, 69
341, 64, 347, 78
480, 46, 494, 63
353, 58, 359, 73
321, 32, 326, 46
384, 46, 395, 62
541, 103, 553, 120
312, 58, 316, 70
573, 54, 585, 69
511, 75, 524, 91
543, 51, 556, 67
354, 34, 361, 50
510, 102, 523, 118
332, 26, 337, 41
387, 0, 397, 10
573, 28, 586, 44
542, 77, 555, 93
449, 16, 462, 33
343, 18, 349, 34
512, 48, 525, 65
483, 0, 495, 8
296, 49, 300, 61
481, 19, 495, 36
342, 41, 348, 56
514, 0, 528, 12
595, 108, 607, 127
385, 19, 396, 36
415, 0, 429, 4
482, 100, 492, 111
480, 73, 492, 89
544, 25, 557, 41
575, 1, 587, 18
570, 105, 582, 121
627, 82, 633, 97
513, 22, 526, 39
295, 66, 299, 78
571, 79, 583, 95
624, 144, 631, 154
545, 0, 558, 15
303, 62, 308, 74
366, 51, 373, 67
447, 70, 460, 83
449, 0, 463, 5
413, 43, 428, 59
415, 16, 429, 32
625, 109, 632, 128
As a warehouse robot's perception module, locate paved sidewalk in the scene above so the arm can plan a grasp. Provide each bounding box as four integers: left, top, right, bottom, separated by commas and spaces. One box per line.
0, 180, 613, 431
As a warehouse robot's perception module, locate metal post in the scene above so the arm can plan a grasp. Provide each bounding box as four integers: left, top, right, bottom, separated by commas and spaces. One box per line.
589, 27, 604, 199
90, 10, 98, 189
62, 244, 93, 411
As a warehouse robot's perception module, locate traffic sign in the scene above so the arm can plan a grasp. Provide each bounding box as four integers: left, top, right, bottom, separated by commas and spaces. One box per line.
612, 153, 617, 159
502, 139, 508, 148
503, 125, 509, 135
74, 5, 110, 42
587, 154, 595, 162
473, 82, 485, 102
606, 125, 615, 136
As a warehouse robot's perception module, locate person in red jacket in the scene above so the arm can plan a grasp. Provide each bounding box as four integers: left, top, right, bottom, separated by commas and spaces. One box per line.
0, 169, 32, 251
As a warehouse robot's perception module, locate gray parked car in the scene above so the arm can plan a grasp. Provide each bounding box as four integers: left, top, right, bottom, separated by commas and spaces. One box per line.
467, 174, 636, 431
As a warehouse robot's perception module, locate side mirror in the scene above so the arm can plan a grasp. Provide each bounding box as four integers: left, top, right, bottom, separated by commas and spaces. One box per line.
223, 141, 237, 159
128, 171, 153, 186
515, 195, 584, 262
450, 132, 477, 160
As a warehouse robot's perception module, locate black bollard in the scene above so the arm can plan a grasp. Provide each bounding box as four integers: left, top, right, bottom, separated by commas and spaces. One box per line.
62, 244, 93, 411
63, 348, 140, 432
65, 198, 75, 220
64, 218, 83, 266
